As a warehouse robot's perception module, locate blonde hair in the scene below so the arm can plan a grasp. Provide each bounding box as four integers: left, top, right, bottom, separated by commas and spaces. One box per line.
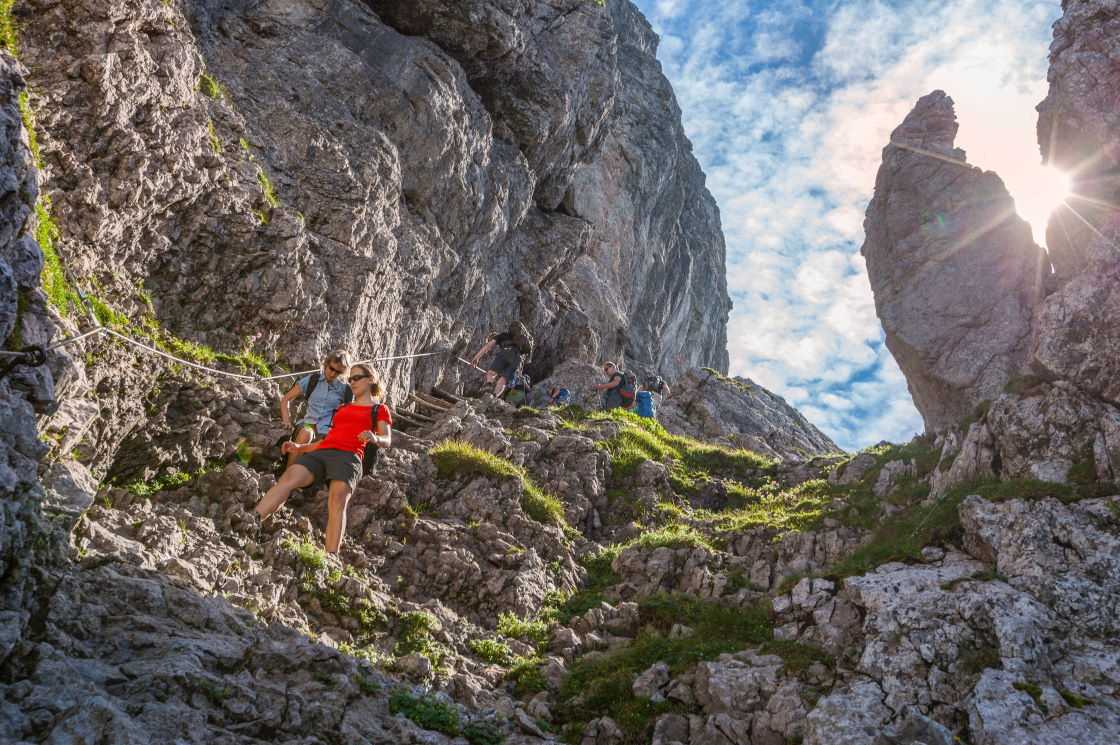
352, 363, 382, 398
325, 349, 350, 367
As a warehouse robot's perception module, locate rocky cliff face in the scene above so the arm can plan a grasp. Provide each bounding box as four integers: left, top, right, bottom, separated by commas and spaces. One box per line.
14, 0, 729, 487
5, 0, 1120, 744
862, 1, 1120, 490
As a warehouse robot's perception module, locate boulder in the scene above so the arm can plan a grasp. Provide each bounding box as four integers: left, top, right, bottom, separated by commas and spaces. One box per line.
659, 368, 840, 460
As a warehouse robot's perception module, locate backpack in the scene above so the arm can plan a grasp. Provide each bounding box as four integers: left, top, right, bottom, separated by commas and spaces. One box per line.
552, 388, 571, 405
618, 370, 638, 401
361, 403, 384, 477
508, 320, 534, 358
635, 390, 655, 418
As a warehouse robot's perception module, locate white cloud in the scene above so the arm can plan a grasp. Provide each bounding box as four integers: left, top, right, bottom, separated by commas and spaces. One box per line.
635, 0, 1061, 450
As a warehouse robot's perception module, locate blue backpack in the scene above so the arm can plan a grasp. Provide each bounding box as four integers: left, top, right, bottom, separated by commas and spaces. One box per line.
635, 390, 655, 418
551, 388, 571, 405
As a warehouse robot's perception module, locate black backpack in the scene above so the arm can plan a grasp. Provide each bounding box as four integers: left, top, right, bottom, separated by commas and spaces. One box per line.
304, 370, 353, 411
361, 403, 384, 477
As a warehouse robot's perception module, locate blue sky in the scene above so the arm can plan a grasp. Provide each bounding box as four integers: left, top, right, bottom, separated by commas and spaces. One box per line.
632, 0, 1063, 451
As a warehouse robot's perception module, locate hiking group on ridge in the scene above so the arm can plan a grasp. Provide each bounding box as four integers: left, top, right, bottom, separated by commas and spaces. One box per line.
245, 324, 672, 555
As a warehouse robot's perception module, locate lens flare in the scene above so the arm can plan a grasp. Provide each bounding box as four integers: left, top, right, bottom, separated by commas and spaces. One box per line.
1014, 165, 1072, 247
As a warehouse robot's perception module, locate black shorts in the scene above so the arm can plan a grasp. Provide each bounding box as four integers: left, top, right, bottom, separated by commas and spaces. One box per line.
296, 449, 362, 492
488, 346, 521, 383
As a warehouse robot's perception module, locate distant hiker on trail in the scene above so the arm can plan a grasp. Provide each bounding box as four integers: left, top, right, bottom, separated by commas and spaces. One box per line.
252, 364, 392, 554
279, 350, 351, 468
469, 321, 534, 398
646, 375, 670, 401
596, 361, 633, 410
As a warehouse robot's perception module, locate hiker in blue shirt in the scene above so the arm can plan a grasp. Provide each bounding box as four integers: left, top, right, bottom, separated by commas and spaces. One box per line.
279, 350, 352, 468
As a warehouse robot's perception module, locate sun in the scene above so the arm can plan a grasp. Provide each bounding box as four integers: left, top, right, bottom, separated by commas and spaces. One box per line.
1013, 165, 1072, 248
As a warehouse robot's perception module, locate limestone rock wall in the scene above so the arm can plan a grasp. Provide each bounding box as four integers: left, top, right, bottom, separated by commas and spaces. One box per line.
863, 1, 1120, 489
861, 91, 1046, 434
16, 0, 730, 482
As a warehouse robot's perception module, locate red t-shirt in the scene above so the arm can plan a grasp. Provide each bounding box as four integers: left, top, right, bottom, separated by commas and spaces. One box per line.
318, 403, 393, 457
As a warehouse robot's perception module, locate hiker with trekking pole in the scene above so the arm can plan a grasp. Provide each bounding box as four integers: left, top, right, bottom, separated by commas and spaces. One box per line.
469, 321, 534, 398
247, 363, 392, 554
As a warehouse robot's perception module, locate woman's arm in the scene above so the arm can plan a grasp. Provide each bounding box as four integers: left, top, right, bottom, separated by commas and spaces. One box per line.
281, 438, 323, 455
279, 382, 303, 427
470, 339, 495, 366
359, 420, 392, 449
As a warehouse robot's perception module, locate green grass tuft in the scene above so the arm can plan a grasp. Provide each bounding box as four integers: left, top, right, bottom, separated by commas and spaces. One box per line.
709, 478, 832, 534
0, 0, 18, 56
121, 466, 213, 498
198, 72, 225, 100
35, 199, 80, 316
430, 440, 568, 529
1058, 688, 1093, 709
389, 690, 460, 736
587, 408, 775, 496
257, 167, 279, 208
554, 593, 827, 743
1013, 680, 1048, 713
207, 119, 222, 154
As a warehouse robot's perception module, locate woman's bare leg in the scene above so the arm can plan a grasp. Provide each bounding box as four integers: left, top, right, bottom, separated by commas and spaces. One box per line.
325, 480, 354, 554
287, 426, 313, 468
256, 465, 314, 520
493, 375, 509, 397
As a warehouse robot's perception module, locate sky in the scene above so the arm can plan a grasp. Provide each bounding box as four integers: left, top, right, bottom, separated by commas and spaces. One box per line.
632, 0, 1064, 451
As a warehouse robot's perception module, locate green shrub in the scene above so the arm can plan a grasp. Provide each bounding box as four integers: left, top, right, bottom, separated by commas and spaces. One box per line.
394, 611, 448, 669
507, 655, 547, 697
286, 539, 328, 571
496, 612, 549, 646
469, 638, 514, 666
389, 690, 460, 736
555, 593, 824, 742
121, 467, 206, 498
463, 719, 505, 745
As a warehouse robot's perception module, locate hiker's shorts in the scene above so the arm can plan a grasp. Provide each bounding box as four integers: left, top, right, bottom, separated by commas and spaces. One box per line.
296, 449, 362, 492
488, 347, 521, 383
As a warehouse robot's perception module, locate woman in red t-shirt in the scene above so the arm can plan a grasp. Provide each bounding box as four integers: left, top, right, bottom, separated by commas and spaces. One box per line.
253, 363, 393, 553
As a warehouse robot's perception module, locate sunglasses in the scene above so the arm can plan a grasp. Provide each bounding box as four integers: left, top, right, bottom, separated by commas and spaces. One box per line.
348, 374, 370, 383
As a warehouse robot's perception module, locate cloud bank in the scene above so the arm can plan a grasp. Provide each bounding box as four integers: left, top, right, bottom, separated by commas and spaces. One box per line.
634, 0, 1061, 450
